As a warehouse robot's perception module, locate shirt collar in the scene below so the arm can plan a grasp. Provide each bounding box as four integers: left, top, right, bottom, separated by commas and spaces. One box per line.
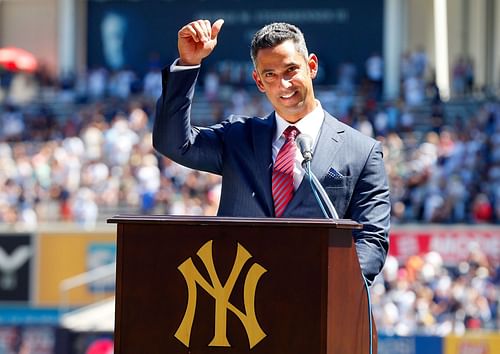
273, 100, 325, 143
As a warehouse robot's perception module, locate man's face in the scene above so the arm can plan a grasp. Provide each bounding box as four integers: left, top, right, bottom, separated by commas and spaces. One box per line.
252, 39, 318, 123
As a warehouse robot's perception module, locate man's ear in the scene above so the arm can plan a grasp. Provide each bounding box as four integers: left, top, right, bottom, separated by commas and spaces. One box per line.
308, 53, 318, 79
252, 70, 266, 92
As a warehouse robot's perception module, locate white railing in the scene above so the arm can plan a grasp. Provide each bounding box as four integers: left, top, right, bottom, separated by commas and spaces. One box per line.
59, 262, 116, 313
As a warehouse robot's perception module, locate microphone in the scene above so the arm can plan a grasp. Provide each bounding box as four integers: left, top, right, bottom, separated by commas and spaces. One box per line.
296, 134, 339, 219
296, 134, 313, 165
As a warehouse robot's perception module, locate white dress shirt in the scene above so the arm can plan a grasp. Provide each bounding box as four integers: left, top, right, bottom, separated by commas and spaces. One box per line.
273, 101, 325, 190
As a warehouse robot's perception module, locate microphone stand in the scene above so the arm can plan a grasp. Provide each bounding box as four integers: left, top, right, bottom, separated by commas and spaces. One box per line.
298, 138, 372, 354
303, 160, 339, 219
304, 159, 372, 354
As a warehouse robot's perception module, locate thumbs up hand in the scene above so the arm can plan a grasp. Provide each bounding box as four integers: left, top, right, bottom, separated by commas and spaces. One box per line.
178, 19, 224, 66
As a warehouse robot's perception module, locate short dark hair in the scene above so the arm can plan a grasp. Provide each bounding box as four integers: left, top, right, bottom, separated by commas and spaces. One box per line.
250, 22, 309, 67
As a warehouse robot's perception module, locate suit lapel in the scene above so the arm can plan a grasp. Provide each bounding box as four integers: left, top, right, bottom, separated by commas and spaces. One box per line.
284, 111, 345, 215
310, 111, 345, 181
252, 113, 276, 216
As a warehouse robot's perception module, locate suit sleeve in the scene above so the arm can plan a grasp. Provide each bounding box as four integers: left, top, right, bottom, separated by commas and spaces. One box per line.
152, 67, 225, 175
348, 141, 390, 285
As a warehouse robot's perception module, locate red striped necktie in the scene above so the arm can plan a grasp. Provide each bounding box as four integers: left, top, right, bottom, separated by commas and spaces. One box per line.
272, 126, 300, 217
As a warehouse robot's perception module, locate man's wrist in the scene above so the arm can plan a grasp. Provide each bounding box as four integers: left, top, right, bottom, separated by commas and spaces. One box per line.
170, 58, 201, 72
178, 58, 201, 66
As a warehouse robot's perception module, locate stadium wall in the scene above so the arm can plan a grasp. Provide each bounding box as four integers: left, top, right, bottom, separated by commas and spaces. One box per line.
0, 224, 498, 306
0, 224, 499, 353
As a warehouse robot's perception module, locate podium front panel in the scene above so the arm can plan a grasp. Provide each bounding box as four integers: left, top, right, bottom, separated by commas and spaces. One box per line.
115, 221, 334, 354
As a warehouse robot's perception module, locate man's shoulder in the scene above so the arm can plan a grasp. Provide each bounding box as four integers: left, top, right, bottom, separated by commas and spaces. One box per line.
323, 111, 379, 148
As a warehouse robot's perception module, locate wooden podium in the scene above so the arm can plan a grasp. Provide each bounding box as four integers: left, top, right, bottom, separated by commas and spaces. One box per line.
108, 215, 376, 354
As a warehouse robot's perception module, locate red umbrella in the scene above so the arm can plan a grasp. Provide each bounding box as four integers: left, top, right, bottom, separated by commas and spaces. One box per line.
0, 47, 38, 72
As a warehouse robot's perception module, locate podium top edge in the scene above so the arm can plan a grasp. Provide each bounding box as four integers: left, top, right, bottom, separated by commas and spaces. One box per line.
107, 215, 363, 229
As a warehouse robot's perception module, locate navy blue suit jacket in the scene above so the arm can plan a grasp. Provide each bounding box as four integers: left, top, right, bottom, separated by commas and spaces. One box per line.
153, 67, 390, 284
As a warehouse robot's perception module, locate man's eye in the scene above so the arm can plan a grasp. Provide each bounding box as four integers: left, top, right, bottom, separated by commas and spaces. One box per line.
265, 72, 275, 78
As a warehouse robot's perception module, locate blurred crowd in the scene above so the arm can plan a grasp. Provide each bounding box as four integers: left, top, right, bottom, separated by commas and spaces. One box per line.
385, 103, 500, 224
1, 49, 499, 231
373, 246, 500, 335
0, 49, 500, 337
0, 96, 222, 230
0, 49, 500, 230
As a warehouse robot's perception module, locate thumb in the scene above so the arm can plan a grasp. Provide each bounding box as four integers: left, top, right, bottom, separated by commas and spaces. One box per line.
211, 19, 224, 40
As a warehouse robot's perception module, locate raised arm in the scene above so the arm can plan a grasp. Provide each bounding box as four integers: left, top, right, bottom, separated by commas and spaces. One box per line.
153, 19, 227, 174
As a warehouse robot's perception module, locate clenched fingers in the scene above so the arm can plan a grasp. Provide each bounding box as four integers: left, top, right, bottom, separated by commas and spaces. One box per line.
179, 19, 223, 43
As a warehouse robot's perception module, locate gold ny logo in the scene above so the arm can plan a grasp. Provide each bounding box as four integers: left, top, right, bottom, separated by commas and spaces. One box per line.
175, 240, 267, 349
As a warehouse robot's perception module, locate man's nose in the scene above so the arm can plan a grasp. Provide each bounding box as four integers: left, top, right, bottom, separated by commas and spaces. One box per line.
280, 77, 292, 88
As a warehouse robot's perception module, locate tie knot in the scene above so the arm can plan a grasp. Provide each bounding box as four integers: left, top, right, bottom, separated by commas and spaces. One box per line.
283, 126, 300, 140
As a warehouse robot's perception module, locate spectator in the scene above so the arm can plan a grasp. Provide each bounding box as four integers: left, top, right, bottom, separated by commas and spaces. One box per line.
337, 59, 357, 95
1, 105, 25, 141
365, 51, 383, 100
143, 66, 163, 100
72, 187, 98, 230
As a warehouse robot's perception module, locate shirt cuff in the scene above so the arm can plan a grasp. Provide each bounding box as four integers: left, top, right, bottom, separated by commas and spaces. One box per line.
170, 58, 201, 72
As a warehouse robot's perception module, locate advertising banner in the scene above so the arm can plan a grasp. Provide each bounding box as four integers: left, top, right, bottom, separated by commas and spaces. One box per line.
379, 335, 443, 354
378, 336, 416, 354
445, 333, 500, 354
0, 307, 58, 326
0, 234, 33, 303
87, 243, 116, 294
389, 228, 500, 265
36, 231, 116, 306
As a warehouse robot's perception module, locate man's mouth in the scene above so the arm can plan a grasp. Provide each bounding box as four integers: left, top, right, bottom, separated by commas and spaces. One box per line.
280, 91, 297, 99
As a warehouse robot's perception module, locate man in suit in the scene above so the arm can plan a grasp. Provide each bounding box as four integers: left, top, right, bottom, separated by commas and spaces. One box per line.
153, 19, 390, 284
